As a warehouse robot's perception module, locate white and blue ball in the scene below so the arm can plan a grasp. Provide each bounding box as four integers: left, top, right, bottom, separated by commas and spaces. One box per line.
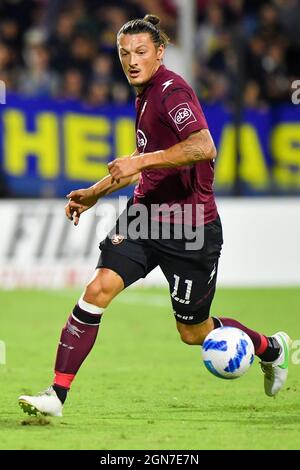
202, 327, 255, 379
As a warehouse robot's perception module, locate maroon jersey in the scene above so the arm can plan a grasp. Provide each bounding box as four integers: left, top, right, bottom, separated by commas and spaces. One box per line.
133, 65, 217, 226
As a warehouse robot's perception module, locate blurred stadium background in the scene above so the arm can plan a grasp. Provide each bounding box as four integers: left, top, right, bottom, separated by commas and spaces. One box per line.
0, 0, 300, 450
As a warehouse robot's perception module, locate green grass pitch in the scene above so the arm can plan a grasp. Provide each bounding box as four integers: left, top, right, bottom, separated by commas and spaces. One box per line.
0, 287, 300, 450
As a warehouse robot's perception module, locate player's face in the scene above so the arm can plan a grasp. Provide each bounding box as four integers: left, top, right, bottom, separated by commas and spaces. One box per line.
118, 33, 164, 90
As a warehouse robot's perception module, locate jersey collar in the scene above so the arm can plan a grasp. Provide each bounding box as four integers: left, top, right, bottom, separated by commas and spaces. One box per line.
137, 64, 166, 97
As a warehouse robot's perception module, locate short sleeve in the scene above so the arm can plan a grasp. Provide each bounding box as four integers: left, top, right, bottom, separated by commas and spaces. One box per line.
159, 88, 208, 140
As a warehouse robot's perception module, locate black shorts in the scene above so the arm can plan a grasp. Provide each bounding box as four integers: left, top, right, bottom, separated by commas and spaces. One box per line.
97, 207, 223, 325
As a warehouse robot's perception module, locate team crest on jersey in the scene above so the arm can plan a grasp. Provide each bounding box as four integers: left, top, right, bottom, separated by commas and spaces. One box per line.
111, 234, 125, 245
137, 129, 147, 153
168, 102, 197, 131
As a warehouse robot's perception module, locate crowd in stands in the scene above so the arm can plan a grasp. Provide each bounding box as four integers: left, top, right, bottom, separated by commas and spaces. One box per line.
0, 0, 299, 108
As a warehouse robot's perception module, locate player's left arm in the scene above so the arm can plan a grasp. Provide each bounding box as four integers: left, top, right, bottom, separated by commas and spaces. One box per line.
108, 129, 216, 182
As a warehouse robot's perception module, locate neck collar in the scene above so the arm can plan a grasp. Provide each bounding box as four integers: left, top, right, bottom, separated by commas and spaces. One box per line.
136, 64, 166, 97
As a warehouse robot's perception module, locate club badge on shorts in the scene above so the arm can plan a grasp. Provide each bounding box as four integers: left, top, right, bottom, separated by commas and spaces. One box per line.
111, 234, 125, 245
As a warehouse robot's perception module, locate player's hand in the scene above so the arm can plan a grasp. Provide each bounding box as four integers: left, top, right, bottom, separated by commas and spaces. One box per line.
65, 188, 98, 226
108, 156, 142, 183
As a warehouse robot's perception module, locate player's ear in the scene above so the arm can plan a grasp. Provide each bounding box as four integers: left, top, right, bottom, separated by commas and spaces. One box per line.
156, 44, 165, 60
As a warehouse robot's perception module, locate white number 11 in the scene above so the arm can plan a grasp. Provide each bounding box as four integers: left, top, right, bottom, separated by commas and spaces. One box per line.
171, 274, 193, 304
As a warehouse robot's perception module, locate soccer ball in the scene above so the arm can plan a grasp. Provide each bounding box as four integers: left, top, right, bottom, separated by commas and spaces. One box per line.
202, 327, 255, 379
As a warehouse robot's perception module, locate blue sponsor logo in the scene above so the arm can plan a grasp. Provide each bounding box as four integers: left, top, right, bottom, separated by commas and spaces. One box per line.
203, 339, 228, 352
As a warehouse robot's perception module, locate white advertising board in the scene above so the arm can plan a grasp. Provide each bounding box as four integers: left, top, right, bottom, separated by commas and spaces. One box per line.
0, 198, 299, 288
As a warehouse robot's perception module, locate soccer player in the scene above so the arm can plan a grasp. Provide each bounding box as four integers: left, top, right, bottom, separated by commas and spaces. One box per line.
19, 15, 291, 417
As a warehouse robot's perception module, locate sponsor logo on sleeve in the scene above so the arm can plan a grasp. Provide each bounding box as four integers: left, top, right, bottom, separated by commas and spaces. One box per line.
168, 102, 197, 131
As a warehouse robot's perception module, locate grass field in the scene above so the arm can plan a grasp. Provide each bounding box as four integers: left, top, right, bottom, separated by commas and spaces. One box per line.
1, 287, 300, 450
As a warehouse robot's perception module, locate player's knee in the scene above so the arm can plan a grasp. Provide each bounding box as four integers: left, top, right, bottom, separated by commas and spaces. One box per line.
84, 269, 121, 307
83, 283, 110, 307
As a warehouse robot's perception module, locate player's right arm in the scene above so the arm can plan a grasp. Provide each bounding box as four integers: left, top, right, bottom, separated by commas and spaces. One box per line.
66, 149, 140, 226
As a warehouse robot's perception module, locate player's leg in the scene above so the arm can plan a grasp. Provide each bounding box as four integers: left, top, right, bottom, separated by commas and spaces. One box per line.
18, 266, 125, 417
18, 234, 156, 416
51, 267, 125, 404
177, 317, 291, 397
160, 215, 291, 396
51, 243, 154, 404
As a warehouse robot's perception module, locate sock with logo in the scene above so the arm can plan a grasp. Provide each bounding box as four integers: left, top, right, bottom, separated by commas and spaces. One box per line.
53, 296, 104, 401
